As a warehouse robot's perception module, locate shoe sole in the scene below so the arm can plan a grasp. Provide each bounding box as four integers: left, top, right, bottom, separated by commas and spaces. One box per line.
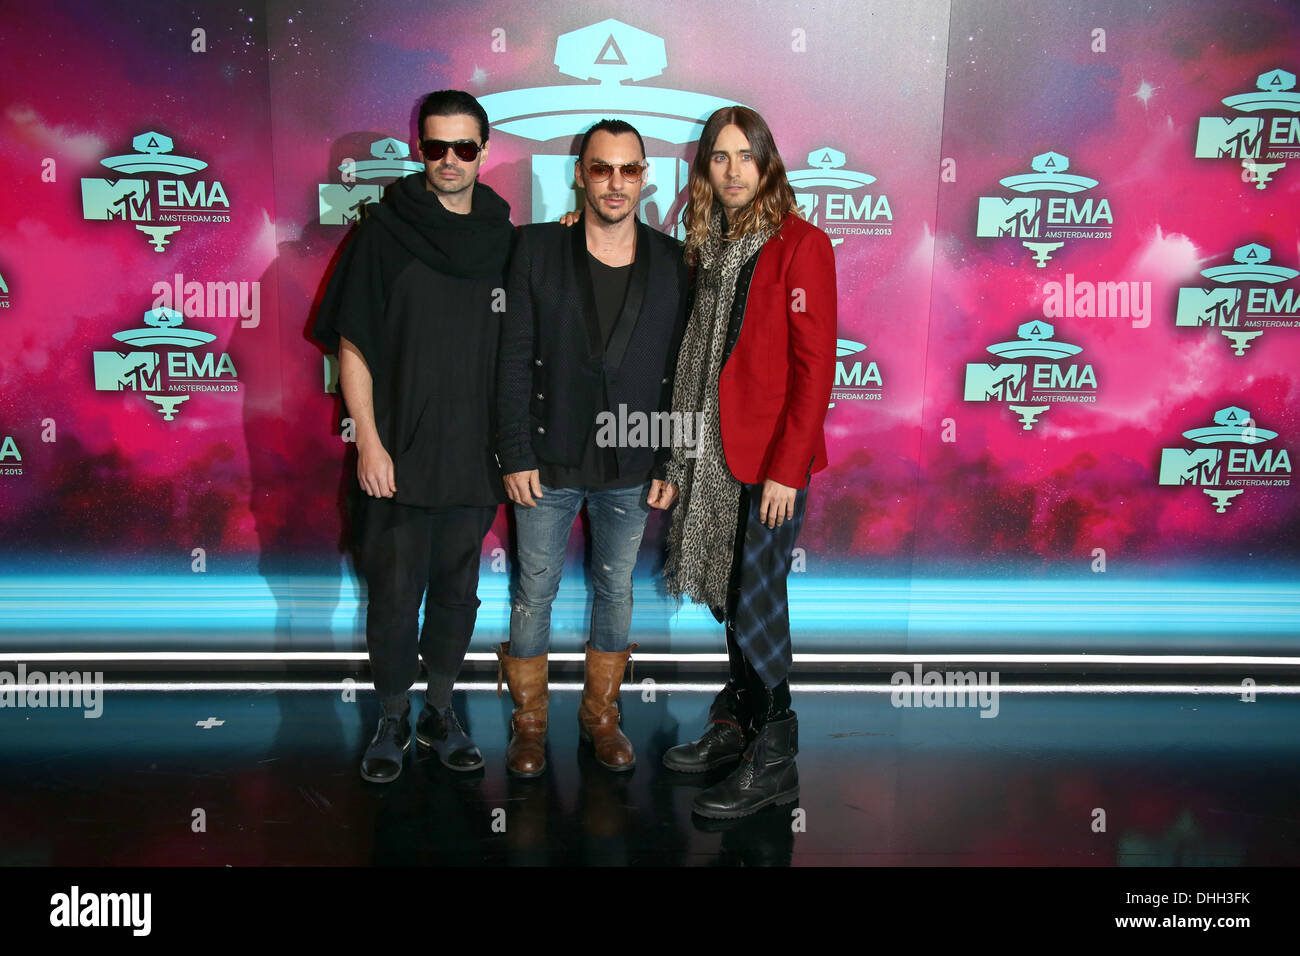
578, 728, 635, 772
661, 752, 742, 774
414, 732, 485, 772
359, 736, 411, 784
506, 762, 546, 778
691, 786, 800, 820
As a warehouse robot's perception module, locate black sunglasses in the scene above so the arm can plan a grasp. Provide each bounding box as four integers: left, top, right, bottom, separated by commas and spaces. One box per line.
584, 161, 647, 182
419, 139, 483, 162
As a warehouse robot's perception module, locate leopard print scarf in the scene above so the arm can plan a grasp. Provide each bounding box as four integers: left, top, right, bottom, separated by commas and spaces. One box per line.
663, 207, 772, 610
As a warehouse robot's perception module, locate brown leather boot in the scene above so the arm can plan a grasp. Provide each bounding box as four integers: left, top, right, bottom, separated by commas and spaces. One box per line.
495, 642, 548, 777
578, 642, 636, 771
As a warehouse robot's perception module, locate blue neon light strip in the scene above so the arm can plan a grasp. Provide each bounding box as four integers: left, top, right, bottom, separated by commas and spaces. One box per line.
0, 574, 1296, 636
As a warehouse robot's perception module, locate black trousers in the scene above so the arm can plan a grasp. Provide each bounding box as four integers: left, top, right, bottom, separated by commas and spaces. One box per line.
354, 495, 498, 699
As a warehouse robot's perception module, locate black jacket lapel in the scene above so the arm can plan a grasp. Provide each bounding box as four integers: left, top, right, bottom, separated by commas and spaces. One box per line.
721, 246, 764, 367
603, 218, 651, 374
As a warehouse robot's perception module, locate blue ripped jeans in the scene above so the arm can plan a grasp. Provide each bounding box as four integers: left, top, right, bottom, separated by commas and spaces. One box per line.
508, 481, 651, 658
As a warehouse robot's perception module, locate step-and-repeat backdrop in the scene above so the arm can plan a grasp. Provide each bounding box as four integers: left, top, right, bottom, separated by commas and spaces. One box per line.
1, 0, 1296, 653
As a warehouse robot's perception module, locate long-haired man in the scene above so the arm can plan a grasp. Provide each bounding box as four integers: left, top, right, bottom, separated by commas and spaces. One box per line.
659, 106, 837, 819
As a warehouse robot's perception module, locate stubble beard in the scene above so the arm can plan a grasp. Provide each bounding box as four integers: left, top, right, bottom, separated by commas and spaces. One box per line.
428, 165, 474, 198
586, 191, 634, 226
715, 182, 756, 219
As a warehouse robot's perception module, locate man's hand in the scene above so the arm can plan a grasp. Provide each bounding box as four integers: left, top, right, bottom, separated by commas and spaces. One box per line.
505, 469, 543, 507
559, 210, 580, 227
647, 479, 678, 510
357, 439, 396, 498
758, 478, 796, 528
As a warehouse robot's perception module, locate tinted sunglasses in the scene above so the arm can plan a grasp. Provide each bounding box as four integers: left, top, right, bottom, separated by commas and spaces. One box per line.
584, 161, 647, 182
419, 139, 483, 162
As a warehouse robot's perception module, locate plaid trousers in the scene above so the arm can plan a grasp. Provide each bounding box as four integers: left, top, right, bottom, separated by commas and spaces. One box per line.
719, 481, 809, 689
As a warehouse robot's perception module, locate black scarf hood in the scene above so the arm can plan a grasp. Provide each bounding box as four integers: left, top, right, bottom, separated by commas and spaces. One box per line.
367, 171, 513, 278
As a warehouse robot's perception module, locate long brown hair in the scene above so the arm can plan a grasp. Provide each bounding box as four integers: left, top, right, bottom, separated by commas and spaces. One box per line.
682, 106, 799, 264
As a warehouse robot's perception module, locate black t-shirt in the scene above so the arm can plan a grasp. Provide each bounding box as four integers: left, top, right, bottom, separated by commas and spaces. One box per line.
538, 252, 647, 491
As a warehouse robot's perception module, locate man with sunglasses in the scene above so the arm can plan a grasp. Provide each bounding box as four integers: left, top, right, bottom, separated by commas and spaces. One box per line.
314, 90, 514, 783
495, 119, 688, 776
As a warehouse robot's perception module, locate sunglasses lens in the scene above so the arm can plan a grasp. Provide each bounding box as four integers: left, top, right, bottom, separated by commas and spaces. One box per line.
621, 164, 644, 178
586, 163, 612, 181
421, 140, 480, 162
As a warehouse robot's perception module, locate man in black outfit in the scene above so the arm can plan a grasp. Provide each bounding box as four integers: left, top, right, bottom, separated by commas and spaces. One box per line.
495, 119, 688, 777
314, 90, 514, 782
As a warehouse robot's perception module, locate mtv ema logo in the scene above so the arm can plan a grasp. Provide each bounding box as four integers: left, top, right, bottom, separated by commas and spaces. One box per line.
479, 19, 736, 235
319, 136, 423, 225
1195, 68, 1300, 189
789, 148, 891, 248
0, 267, 8, 308
1175, 242, 1300, 354
975, 151, 1111, 267
91, 307, 239, 421
830, 339, 883, 408
1158, 406, 1291, 512
963, 320, 1096, 430
81, 132, 229, 251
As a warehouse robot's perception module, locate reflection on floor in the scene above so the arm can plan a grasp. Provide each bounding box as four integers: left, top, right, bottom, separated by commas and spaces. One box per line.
1, 680, 1297, 866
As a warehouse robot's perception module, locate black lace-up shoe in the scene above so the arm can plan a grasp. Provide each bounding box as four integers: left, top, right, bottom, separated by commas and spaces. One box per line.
692, 711, 798, 819
359, 712, 411, 783
416, 704, 485, 771
662, 682, 751, 773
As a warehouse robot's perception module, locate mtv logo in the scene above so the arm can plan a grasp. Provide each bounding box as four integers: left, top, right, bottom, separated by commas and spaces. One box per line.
1194, 117, 1264, 158
1176, 287, 1241, 327
532, 155, 689, 238
976, 197, 1040, 238
81, 179, 151, 221
318, 183, 382, 225
1158, 448, 1221, 486
964, 363, 1026, 402
93, 350, 160, 391
795, 192, 818, 221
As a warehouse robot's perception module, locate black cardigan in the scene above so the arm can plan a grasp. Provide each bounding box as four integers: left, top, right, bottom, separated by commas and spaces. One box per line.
496, 215, 689, 480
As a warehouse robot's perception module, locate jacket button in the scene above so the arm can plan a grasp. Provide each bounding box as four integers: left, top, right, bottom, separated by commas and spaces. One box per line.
536, 392, 544, 400
534, 358, 543, 366
661, 377, 669, 385
537, 426, 545, 434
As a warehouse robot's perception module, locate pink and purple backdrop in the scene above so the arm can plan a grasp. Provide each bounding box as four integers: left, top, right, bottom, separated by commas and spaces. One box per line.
0, 0, 1296, 653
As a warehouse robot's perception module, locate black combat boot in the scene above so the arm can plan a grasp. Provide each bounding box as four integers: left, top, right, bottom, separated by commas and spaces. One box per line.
662, 680, 752, 772
691, 678, 798, 819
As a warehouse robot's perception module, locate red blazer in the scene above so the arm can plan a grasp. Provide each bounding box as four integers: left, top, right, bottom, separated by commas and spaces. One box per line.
718, 213, 837, 489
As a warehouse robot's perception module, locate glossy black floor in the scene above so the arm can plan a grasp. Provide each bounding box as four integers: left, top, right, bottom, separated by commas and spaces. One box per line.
2, 673, 1299, 866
